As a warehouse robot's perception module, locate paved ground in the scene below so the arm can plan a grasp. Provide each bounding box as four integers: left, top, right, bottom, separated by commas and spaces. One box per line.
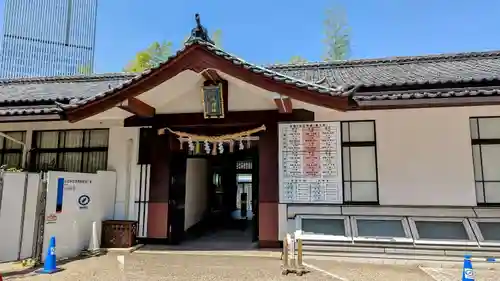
2, 252, 500, 280
419, 266, 500, 281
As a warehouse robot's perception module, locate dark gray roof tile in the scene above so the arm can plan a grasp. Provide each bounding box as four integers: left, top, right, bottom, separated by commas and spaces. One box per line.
0, 73, 135, 103
267, 50, 500, 88
0, 105, 61, 116
354, 87, 500, 101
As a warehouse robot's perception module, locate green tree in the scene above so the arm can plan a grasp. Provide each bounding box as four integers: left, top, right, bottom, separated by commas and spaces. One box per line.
124, 30, 222, 73
123, 41, 173, 72
211, 29, 223, 48
289, 56, 308, 64
77, 64, 92, 75
322, 5, 350, 61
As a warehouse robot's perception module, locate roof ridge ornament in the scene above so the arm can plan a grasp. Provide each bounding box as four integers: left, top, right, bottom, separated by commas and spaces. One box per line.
186, 13, 215, 45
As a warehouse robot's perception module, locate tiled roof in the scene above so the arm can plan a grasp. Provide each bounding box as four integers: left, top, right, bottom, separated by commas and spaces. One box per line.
0, 105, 61, 116
0, 45, 499, 116
267, 50, 500, 89
61, 39, 346, 110
0, 73, 135, 103
354, 86, 500, 101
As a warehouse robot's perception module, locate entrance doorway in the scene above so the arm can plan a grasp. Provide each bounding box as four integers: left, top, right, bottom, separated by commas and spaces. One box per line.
167, 145, 259, 250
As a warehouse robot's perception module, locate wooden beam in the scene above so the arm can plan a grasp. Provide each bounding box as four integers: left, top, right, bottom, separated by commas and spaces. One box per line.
118, 97, 155, 117
273, 97, 293, 113
201, 69, 222, 82
124, 109, 314, 127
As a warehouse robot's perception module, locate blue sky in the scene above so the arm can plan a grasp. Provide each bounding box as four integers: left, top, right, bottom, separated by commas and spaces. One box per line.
95, 0, 500, 73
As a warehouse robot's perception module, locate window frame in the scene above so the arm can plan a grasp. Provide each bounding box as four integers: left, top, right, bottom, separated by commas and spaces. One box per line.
350, 216, 413, 243
0, 131, 26, 168
408, 217, 477, 246
470, 117, 500, 205
340, 120, 379, 204
31, 129, 109, 173
295, 215, 352, 242
469, 218, 500, 246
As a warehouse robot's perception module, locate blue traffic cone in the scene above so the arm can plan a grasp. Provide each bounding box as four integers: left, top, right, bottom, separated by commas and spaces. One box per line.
36, 236, 60, 274
462, 255, 475, 281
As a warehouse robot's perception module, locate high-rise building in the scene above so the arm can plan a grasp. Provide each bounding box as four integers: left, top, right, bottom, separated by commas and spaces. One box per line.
0, 0, 98, 78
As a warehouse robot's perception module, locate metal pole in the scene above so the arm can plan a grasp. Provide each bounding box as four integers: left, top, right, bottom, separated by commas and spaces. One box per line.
282, 235, 289, 267
297, 238, 303, 268
16, 166, 29, 260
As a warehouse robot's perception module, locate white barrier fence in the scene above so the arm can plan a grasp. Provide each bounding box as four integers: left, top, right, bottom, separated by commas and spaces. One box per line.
0, 170, 117, 263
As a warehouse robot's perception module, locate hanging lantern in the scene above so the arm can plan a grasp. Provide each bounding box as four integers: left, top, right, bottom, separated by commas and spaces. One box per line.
195, 142, 201, 154
218, 142, 224, 154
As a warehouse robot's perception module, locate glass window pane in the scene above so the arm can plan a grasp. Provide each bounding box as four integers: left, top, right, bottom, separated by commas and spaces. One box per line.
415, 221, 468, 240
5, 132, 24, 149
37, 131, 59, 148
343, 182, 351, 201
59, 152, 83, 172
350, 146, 377, 181
357, 219, 406, 238
349, 122, 375, 142
470, 118, 479, 139
341, 122, 349, 142
63, 130, 84, 148
86, 130, 109, 147
302, 219, 345, 236
36, 152, 57, 170
480, 144, 500, 181
342, 147, 350, 180
3, 152, 22, 167
476, 182, 485, 203
484, 182, 500, 203
478, 222, 500, 241
83, 151, 107, 173
472, 145, 482, 181
478, 118, 500, 139
351, 182, 378, 202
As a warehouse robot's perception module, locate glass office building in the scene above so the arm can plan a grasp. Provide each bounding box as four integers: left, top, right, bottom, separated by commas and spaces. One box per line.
0, 0, 98, 78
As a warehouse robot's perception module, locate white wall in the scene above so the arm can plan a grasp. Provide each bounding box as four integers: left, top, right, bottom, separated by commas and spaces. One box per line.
0, 173, 40, 262
107, 126, 140, 220
309, 104, 500, 207
184, 158, 208, 231
0, 119, 139, 223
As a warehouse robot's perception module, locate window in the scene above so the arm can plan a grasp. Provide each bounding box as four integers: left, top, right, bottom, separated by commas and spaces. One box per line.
296, 215, 352, 241
469, 218, 500, 246
470, 117, 500, 204
341, 121, 378, 203
31, 129, 109, 173
408, 217, 477, 246
350, 216, 413, 243
0, 131, 26, 168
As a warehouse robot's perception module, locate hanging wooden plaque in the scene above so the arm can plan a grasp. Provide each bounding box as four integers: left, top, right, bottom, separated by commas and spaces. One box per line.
202, 83, 224, 119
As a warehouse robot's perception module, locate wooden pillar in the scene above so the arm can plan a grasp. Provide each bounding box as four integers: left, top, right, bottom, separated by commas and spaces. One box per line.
146, 132, 170, 240
258, 122, 280, 248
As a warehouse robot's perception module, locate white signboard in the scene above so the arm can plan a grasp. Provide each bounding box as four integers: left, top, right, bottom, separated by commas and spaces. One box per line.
278, 122, 343, 204
43, 171, 116, 260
